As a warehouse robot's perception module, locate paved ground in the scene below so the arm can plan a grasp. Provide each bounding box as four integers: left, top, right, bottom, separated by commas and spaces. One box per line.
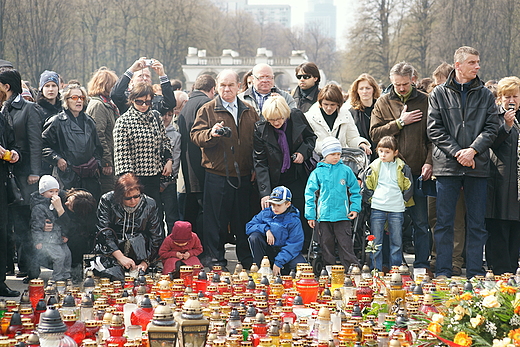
2, 243, 435, 299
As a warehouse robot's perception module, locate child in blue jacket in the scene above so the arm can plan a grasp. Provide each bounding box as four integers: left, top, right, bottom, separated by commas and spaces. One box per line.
246, 186, 306, 276
305, 136, 362, 269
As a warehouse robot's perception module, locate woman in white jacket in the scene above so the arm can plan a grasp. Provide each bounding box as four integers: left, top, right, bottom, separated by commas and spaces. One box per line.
305, 84, 371, 156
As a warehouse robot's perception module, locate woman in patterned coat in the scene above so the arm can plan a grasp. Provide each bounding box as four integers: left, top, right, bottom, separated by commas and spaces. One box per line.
113, 83, 173, 222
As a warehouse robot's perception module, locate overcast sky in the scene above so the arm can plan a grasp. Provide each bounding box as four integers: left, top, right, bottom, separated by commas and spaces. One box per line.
248, 0, 357, 49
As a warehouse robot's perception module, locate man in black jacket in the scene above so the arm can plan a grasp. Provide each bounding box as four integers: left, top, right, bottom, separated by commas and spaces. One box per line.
177, 75, 215, 249
292, 62, 320, 113
110, 57, 176, 115
427, 46, 499, 279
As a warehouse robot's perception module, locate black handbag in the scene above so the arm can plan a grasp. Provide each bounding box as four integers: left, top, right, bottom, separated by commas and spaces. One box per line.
6, 165, 24, 205
118, 233, 148, 264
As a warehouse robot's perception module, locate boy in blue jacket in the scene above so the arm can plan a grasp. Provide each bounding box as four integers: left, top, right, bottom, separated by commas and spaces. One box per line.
246, 186, 306, 276
305, 136, 362, 269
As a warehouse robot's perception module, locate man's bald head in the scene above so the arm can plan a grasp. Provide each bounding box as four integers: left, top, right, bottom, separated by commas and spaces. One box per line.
252, 64, 274, 94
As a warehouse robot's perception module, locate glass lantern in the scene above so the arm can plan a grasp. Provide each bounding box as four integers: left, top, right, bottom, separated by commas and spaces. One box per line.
174, 298, 209, 347
147, 303, 178, 347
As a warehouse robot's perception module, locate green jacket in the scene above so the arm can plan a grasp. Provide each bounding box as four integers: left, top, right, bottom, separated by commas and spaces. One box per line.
361, 157, 415, 207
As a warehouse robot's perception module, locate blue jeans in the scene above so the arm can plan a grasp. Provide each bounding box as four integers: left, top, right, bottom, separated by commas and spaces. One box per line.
408, 175, 431, 269
370, 209, 404, 271
435, 176, 487, 278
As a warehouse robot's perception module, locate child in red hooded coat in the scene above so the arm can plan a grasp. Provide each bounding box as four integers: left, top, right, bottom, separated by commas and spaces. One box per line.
159, 221, 203, 274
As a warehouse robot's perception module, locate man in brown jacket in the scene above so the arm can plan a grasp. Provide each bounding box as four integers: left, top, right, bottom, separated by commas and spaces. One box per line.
370, 61, 433, 275
191, 69, 259, 270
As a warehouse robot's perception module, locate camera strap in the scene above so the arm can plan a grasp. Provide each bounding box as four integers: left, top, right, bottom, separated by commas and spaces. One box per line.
223, 150, 241, 190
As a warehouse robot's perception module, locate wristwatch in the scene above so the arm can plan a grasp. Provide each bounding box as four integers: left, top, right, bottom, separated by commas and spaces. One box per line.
398, 118, 405, 127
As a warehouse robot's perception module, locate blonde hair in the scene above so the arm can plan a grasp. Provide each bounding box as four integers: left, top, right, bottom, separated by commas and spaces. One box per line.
349, 73, 381, 111
61, 84, 88, 110
497, 76, 520, 98
262, 95, 290, 121
87, 67, 118, 97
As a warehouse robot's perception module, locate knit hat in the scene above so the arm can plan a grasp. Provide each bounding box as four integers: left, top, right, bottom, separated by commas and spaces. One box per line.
0, 60, 13, 68
39, 70, 59, 90
171, 221, 193, 242
321, 136, 342, 158
267, 186, 292, 205
39, 175, 59, 194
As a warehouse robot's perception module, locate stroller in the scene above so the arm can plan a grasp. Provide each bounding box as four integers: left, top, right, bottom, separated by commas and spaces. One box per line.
306, 148, 371, 276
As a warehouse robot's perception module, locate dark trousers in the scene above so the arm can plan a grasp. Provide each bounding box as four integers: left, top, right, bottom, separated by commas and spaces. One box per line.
184, 192, 204, 245
248, 231, 306, 275
317, 220, 360, 268
408, 175, 431, 269
8, 204, 34, 274
485, 219, 520, 275
160, 182, 180, 235
138, 175, 164, 235
203, 172, 253, 268
435, 176, 487, 278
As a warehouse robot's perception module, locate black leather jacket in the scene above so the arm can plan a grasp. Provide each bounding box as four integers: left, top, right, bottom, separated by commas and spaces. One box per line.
427, 71, 499, 177
9, 95, 43, 177
96, 191, 163, 263
253, 108, 316, 197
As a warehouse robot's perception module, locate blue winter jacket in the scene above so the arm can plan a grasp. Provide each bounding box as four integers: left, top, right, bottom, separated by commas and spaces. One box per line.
304, 160, 362, 222
246, 205, 304, 268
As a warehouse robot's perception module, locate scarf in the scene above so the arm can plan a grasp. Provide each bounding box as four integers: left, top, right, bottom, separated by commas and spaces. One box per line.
1, 94, 17, 126
273, 121, 291, 173
100, 95, 120, 117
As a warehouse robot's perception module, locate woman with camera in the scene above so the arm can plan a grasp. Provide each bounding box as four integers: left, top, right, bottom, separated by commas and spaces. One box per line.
113, 83, 173, 223
253, 95, 316, 249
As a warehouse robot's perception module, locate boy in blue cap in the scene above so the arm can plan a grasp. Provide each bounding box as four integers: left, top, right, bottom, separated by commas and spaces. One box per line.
246, 186, 306, 276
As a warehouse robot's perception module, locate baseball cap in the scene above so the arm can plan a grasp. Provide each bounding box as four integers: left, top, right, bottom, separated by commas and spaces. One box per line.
267, 186, 292, 205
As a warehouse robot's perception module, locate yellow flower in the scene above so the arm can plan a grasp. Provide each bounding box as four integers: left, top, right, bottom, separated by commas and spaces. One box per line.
500, 285, 517, 295
454, 331, 472, 346
470, 314, 485, 328
482, 295, 501, 308
509, 328, 520, 342
460, 292, 472, 300
428, 322, 441, 334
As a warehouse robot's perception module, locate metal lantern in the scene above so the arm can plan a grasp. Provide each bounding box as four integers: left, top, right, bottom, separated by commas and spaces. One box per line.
147, 303, 178, 347
174, 299, 209, 347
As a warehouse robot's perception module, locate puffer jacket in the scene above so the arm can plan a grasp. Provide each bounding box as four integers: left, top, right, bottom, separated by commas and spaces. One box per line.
305, 102, 370, 155
370, 86, 431, 176
96, 191, 163, 263
427, 70, 499, 177
304, 160, 362, 222
253, 108, 316, 197
30, 190, 67, 245
361, 157, 414, 207
246, 205, 304, 268
190, 96, 259, 177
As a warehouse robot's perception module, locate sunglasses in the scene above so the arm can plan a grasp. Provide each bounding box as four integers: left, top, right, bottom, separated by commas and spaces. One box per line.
296, 74, 312, 80
123, 194, 141, 201
134, 99, 152, 106
67, 95, 86, 101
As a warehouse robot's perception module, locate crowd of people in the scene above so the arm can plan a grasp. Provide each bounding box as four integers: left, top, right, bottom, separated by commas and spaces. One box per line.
0, 44, 516, 296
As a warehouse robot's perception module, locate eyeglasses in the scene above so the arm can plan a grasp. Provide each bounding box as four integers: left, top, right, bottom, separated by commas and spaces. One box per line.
67, 95, 86, 101
123, 194, 141, 201
134, 99, 152, 106
253, 75, 274, 81
296, 74, 312, 80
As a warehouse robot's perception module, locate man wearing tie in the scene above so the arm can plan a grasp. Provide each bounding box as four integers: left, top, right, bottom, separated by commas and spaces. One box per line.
191, 69, 259, 270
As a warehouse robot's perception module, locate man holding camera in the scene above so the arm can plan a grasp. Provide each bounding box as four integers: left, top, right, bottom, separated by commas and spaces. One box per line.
111, 57, 176, 115
238, 63, 295, 119
191, 69, 259, 270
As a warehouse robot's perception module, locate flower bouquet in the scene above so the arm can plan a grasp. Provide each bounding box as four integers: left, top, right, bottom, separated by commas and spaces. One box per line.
426, 282, 520, 347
